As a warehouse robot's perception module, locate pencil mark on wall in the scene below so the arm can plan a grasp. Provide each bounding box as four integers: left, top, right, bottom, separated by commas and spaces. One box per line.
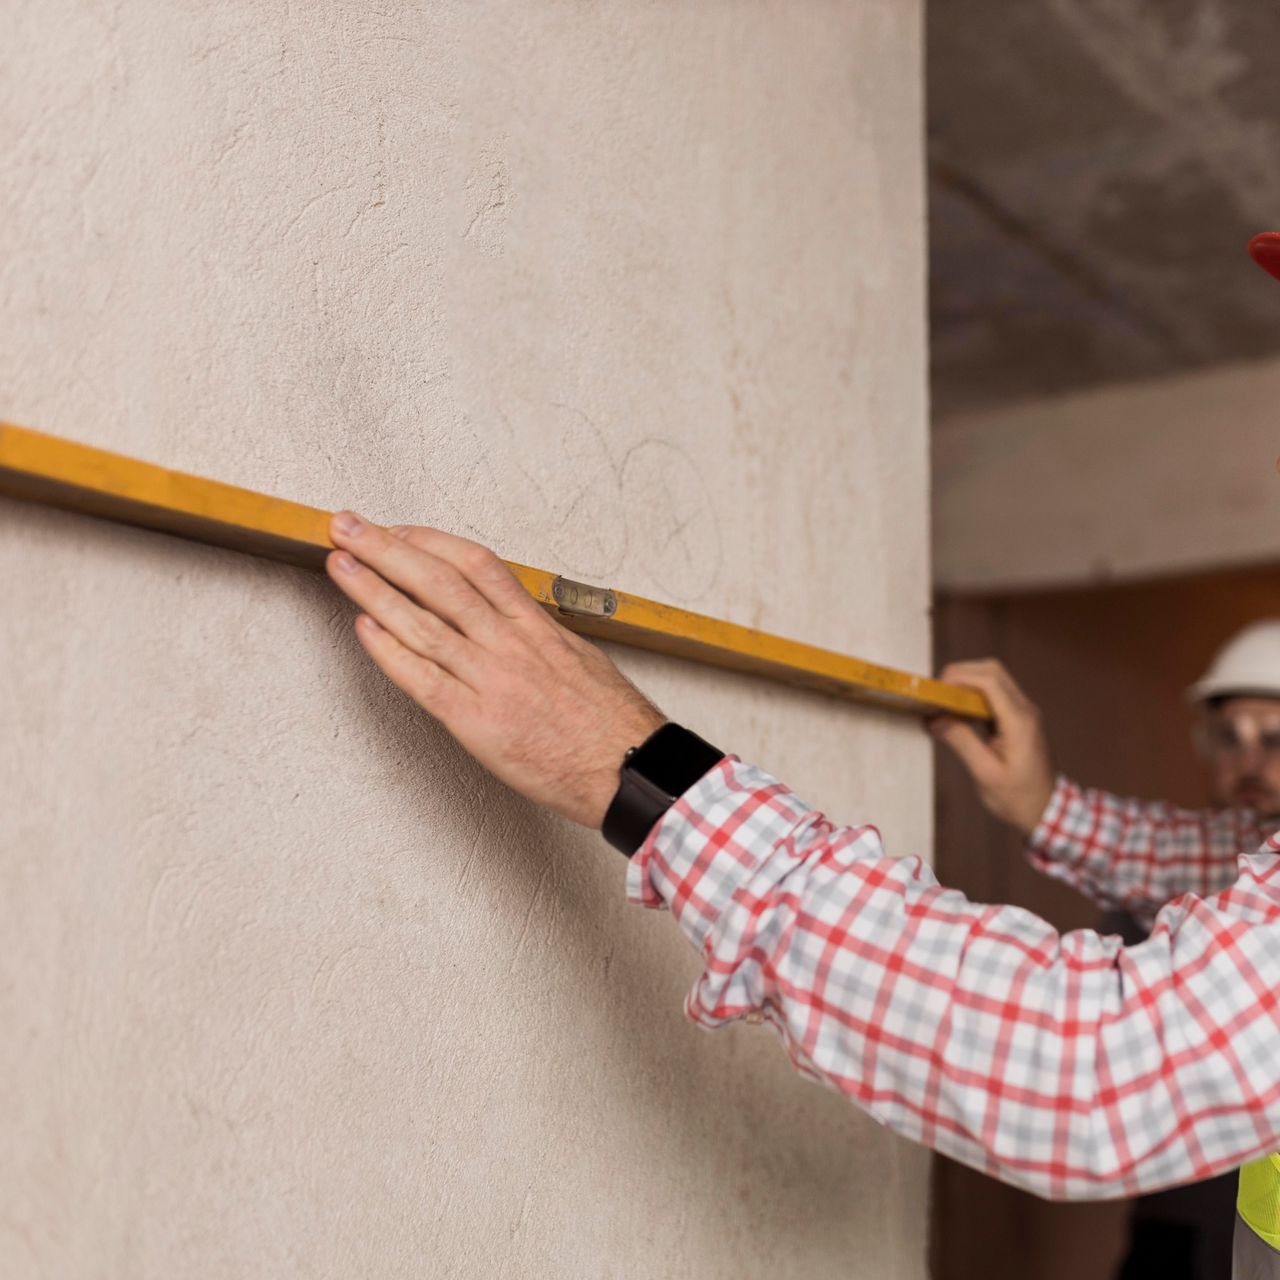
545, 403, 628, 574
460, 394, 718, 600
493, 401, 628, 578
620, 438, 722, 602
422, 416, 507, 543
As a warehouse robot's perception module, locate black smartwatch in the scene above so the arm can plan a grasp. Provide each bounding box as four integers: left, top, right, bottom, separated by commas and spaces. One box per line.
601, 722, 725, 856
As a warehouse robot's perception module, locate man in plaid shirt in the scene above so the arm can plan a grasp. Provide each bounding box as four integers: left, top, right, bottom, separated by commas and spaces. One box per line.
931, 644, 1280, 1278
320, 231, 1280, 1274
320, 508, 1280, 1202
931, 643, 1280, 932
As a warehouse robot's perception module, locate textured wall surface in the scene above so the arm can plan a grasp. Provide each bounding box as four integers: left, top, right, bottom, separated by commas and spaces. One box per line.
0, 3, 931, 1276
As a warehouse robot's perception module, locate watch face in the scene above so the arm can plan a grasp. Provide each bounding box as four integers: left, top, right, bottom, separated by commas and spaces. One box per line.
629, 723, 724, 800
602, 723, 727, 856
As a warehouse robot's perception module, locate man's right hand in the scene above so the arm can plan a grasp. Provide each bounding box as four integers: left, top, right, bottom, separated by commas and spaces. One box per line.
929, 659, 1055, 837
324, 513, 666, 831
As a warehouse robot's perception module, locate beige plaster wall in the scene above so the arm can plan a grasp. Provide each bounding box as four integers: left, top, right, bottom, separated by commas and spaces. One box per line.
934, 355, 1280, 593
0, 3, 931, 1276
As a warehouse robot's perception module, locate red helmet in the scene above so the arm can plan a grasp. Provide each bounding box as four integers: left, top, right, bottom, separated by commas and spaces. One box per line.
1249, 232, 1280, 282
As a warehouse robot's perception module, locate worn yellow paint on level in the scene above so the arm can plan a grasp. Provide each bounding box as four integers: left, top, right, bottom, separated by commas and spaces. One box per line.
0, 422, 990, 719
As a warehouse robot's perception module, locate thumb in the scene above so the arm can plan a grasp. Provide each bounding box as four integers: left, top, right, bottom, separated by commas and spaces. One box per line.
930, 716, 1002, 785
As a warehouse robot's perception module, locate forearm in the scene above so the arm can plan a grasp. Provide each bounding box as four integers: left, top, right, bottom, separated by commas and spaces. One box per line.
1026, 776, 1259, 915
631, 759, 1280, 1200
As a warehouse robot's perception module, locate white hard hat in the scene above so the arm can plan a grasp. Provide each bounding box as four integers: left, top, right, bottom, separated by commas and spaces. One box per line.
1188, 620, 1280, 704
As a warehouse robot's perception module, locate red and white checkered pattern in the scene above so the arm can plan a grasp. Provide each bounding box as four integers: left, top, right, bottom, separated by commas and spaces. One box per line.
1029, 776, 1265, 928
627, 759, 1280, 1200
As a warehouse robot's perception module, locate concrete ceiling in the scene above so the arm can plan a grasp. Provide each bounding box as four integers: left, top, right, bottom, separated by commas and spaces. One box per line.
928, 0, 1280, 419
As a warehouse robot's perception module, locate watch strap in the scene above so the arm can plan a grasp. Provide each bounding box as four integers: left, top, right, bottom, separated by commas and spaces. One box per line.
601, 722, 725, 856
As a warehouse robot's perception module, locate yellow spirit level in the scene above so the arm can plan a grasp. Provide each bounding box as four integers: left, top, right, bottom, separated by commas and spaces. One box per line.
0, 422, 989, 720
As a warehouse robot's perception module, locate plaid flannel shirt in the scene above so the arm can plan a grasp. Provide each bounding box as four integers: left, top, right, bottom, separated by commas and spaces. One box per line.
1028, 775, 1265, 929
627, 759, 1280, 1200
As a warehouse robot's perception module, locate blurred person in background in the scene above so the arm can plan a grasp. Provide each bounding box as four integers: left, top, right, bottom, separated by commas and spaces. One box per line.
933, 620, 1280, 1280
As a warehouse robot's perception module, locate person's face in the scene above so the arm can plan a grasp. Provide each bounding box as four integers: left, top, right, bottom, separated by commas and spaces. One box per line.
1199, 696, 1280, 821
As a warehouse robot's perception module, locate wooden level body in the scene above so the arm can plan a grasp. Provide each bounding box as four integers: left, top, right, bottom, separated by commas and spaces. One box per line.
0, 422, 990, 720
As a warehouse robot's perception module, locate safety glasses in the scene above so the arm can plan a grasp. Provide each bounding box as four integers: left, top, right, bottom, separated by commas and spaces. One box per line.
1194, 712, 1280, 764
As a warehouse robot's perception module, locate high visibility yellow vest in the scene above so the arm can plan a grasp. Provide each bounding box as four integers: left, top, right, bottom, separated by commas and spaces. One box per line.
1236, 1155, 1280, 1276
